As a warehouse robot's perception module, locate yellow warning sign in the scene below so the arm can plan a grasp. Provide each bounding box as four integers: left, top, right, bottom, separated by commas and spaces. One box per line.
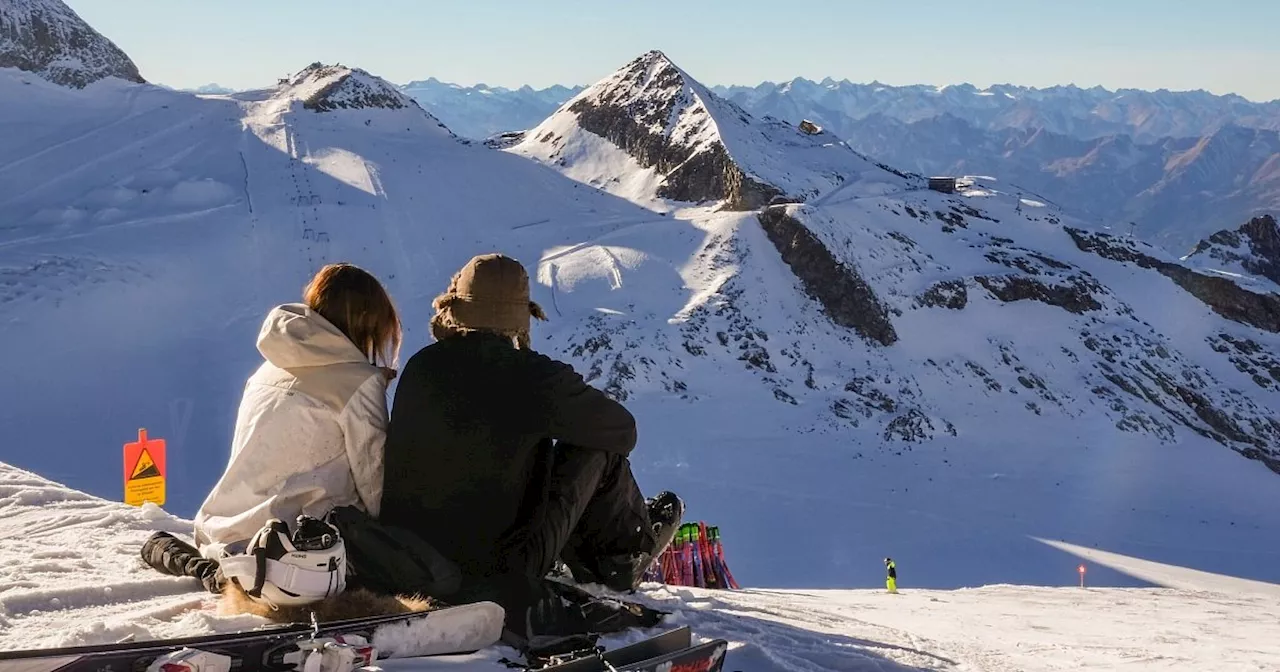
124, 428, 166, 507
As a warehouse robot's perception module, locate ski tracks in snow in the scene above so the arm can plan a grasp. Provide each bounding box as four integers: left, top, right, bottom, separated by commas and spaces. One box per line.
0, 466, 221, 650
635, 586, 957, 671
365, 159, 435, 303
0, 110, 213, 211
0, 86, 145, 176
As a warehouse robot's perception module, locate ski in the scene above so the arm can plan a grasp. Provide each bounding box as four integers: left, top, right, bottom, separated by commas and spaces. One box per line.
539, 626, 691, 671
623, 638, 728, 672
540, 630, 728, 672
0, 600, 504, 672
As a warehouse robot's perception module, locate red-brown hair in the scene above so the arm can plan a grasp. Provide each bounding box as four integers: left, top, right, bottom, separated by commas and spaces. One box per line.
303, 263, 401, 367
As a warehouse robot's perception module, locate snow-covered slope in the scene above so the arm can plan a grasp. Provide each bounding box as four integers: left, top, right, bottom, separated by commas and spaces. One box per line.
510, 51, 911, 211
4, 463, 1279, 671
0, 0, 143, 87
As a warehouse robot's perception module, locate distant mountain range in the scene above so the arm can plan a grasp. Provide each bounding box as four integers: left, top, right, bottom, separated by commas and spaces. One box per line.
400, 78, 585, 141
181, 83, 236, 95
821, 113, 1280, 252
712, 79, 1280, 141
394, 77, 1280, 252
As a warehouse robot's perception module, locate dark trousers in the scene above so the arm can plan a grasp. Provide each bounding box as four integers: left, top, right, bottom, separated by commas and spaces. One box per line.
504, 447, 655, 590
141, 532, 225, 593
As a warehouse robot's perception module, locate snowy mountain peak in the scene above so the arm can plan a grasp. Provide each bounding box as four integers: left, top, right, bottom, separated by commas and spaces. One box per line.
279, 63, 426, 114
0, 0, 144, 87
575, 49, 706, 127
510, 51, 911, 209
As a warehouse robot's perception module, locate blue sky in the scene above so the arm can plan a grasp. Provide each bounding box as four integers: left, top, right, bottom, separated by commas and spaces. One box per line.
71, 0, 1280, 101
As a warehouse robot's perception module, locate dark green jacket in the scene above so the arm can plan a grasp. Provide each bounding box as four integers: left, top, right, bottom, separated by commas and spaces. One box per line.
381, 332, 636, 578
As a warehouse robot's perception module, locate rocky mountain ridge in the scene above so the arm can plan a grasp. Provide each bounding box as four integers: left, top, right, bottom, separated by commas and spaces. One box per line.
504, 51, 1280, 476
0, 0, 143, 87
510, 50, 912, 210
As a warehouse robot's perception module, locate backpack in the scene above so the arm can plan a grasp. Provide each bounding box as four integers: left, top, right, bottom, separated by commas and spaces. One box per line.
325, 505, 462, 598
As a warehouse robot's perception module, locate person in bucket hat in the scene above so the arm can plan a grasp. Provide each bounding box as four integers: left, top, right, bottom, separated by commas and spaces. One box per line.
381, 254, 683, 594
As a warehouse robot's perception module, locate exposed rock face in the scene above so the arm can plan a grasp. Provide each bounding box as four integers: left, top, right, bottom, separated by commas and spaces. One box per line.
1082, 328, 1280, 475
1239, 215, 1280, 284
974, 274, 1103, 314
883, 408, 957, 442
1158, 265, 1280, 333
269, 63, 455, 136
1068, 227, 1280, 333
0, 0, 144, 87
564, 55, 783, 209
1209, 333, 1280, 390
1188, 214, 1280, 287
291, 63, 416, 113
513, 50, 902, 211
484, 130, 526, 150
917, 280, 968, 309
758, 207, 897, 345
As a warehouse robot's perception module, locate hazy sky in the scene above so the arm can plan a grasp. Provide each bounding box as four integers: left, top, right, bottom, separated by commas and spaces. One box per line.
70, 0, 1280, 101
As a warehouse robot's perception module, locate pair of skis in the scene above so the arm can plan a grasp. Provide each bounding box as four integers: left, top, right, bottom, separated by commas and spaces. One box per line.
0, 604, 729, 672
538, 627, 727, 672
0, 602, 504, 672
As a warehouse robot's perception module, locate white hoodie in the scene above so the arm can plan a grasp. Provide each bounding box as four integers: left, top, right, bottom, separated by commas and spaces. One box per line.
194, 304, 388, 558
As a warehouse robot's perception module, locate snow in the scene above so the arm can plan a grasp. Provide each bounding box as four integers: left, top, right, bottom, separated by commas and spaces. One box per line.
3, 463, 1280, 670
515, 115, 670, 210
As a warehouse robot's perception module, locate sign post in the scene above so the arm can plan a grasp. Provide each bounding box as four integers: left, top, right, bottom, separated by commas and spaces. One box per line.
124, 428, 166, 507
1078, 563, 1086, 589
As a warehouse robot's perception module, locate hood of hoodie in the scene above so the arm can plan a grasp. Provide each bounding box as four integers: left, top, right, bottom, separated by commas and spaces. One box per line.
256, 303, 371, 370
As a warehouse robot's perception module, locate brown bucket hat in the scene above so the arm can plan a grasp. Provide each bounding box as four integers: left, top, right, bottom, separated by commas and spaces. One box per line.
431, 254, 547, 346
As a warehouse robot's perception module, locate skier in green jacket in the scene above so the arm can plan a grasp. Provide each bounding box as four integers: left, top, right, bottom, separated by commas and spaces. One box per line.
885, 557, 898, 593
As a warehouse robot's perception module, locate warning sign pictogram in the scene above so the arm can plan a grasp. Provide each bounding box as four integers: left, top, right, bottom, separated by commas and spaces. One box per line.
130, 449, 162, 480
124, 428, 166, 507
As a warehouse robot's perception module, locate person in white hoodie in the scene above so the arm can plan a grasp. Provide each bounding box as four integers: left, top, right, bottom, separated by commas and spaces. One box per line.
140, 262, 401, 602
